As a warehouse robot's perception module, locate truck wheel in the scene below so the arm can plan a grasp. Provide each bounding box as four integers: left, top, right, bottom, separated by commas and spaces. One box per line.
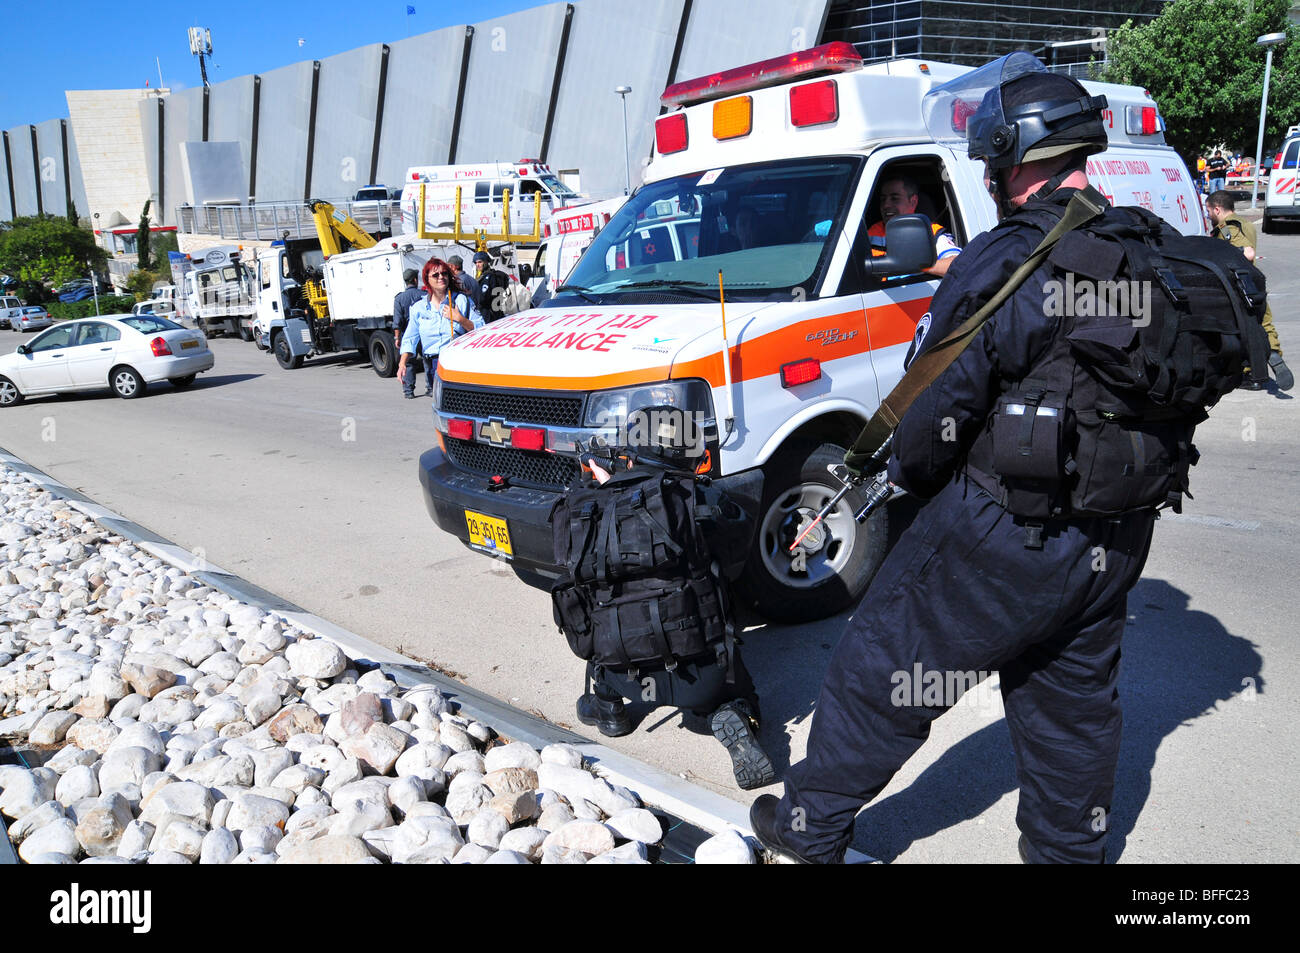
1262, 213, 1275, 234
369, 331, 397, 378
238, 323, 253, 342
736, 441, 888, 623
274, 333, 303, 370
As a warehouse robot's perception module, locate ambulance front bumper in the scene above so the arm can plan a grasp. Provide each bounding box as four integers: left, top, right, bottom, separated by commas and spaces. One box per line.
419, 446, 564, 574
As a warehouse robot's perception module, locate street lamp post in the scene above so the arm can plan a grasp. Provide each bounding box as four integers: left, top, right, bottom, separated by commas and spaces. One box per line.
1252, 32, 1287, 211
88, 260, 100, 317
615, 85, 632, 196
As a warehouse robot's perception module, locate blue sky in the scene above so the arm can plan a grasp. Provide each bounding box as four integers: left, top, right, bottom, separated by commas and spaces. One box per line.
0, 0, 538, 131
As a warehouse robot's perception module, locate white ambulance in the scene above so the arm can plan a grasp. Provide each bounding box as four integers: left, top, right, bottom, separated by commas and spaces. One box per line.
400, 159, 584, 240
417, 43, 1204, 623
1262, 125, 1300, 233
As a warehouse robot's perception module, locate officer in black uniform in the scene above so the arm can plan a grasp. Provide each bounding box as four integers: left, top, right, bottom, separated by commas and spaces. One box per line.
750, 56, 1158, 863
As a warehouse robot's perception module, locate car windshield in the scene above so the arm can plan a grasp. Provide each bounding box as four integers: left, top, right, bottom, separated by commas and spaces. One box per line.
558, 156, 862, 304
122, 316, 182, 332
539, 175, 579, 199
23, 307, 44, 313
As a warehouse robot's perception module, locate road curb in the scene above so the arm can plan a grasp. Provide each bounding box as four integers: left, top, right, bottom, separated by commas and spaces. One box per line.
1, 446, 867, 861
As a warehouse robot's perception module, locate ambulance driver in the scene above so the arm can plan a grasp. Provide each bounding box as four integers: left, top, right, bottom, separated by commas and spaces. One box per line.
869, 175, 961, 277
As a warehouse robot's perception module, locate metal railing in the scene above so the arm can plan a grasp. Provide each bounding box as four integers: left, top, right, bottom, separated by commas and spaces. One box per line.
175, 199, 401, 241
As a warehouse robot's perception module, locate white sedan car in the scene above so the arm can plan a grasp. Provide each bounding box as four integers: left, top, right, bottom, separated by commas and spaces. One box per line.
0, 314, 215, 407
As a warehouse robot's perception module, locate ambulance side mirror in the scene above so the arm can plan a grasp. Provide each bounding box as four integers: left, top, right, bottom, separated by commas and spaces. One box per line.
865, 214, 937, 277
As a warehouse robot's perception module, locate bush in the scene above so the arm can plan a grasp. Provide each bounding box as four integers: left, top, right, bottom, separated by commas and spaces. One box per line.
47, 295, 135, 321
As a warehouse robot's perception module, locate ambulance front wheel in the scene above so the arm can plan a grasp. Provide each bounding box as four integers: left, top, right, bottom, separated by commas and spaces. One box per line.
738, 441, 888, 623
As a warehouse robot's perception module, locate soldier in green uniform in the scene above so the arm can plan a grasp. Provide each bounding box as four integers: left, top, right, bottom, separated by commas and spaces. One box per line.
1206, 190, 1293, 391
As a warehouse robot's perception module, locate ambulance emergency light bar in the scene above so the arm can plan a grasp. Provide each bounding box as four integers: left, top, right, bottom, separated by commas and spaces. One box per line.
660, 41, 864, 108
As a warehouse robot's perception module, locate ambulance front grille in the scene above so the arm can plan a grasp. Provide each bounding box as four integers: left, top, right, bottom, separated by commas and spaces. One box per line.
440, 386, 583, 428
445, 438, 579, 490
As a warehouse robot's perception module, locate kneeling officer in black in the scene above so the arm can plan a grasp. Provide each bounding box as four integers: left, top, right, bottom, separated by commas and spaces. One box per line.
751, 58, 1167, 863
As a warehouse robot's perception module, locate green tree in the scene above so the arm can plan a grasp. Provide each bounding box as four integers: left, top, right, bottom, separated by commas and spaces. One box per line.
152, 229, 179, 268
137, 199, 152, 271
1103, 0, 1300, 159
0, 214, 106, 301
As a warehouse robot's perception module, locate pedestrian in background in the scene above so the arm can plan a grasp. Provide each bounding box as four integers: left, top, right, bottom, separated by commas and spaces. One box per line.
447, 255, 481, 309
397, 258, 482, 393
1206, 190, 1293, 391
393, 267, 428, 399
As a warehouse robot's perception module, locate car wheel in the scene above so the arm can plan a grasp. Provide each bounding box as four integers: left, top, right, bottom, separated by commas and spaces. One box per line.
171, 375, 197, 389
110, 366, 146, 400
0, 375, 23, 407
274, 332, 303, 369
369, 330, 397, 378
735, 441, 888, 623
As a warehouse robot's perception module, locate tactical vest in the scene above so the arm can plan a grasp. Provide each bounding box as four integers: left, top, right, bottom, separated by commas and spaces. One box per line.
964, 201, 1268, 522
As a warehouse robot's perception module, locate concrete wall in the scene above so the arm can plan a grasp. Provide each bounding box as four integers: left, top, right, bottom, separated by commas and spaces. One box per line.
161, 88, 203, 226
69, 89, 160, 230
310, 44, 385, 199
457, 3, 570, 165
375, 26, 470, 188
252, 60, 316, 206
34, 119, 67, 217
8, 0, 832, 226
675, 0, 831, 79
6, 126, 40, 217
547, 0, 685, 197
0, 137, 12, 219
207, 74, 256, 200
66, 121, 87, 224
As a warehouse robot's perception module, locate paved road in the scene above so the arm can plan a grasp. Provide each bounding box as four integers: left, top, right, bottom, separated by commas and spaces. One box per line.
2, 226, 1296, 863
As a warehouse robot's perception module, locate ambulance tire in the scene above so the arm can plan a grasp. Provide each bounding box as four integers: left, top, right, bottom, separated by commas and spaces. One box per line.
738, 441, 888, 623
369, 331, 397, 378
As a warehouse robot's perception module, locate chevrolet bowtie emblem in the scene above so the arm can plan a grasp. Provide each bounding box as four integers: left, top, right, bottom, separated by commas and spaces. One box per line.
480, 419, 512, 445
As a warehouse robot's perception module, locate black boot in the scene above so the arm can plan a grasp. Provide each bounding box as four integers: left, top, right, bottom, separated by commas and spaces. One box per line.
749, 794, 818, 863
576, 692, 633, 737
710, 698, 775, 790
1270, 352, 1294, 391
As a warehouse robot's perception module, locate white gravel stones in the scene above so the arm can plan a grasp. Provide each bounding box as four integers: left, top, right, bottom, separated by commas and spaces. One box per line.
694, 829, 757, 864
286, 639, 347, 680
0, 462, 717, 866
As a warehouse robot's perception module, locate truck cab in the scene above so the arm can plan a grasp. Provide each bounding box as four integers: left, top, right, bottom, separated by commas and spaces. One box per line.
417, 44, 1203, 623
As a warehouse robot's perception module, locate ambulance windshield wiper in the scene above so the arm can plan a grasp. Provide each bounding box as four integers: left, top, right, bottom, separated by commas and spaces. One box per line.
555, 284, 603, 303
610, 279, 717, 300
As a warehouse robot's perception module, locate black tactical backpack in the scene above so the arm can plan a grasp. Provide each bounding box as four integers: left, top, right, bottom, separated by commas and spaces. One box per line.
966, 201, 1270, 520
550, 464, 744, 677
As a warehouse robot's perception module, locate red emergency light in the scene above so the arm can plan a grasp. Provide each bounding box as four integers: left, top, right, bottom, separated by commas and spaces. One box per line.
446, 419, 474, 441
790, 79, 839, 127
510, 427, 546, 451
656, 113, 689, 154
661, 41, 863, 108
780, 357, 821, 388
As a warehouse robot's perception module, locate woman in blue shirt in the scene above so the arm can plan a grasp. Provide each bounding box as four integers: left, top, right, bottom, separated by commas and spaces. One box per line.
397, 257, 483, 388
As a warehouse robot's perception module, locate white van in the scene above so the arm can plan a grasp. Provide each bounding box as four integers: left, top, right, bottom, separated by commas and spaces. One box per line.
1262, 126, 1300, 233
401, 158, 584, 238
417, 44, 1204, 623
1, 295, 24, 331
528, 197, 627, 305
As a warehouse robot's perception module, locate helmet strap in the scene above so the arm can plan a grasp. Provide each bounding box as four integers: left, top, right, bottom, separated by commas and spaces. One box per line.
1029, 155, 1087, 203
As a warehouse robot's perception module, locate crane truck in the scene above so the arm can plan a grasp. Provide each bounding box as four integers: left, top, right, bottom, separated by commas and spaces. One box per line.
255, 194, 538, 375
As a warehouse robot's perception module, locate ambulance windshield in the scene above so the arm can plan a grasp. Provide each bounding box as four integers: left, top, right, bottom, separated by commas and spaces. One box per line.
559, 156, 861, 303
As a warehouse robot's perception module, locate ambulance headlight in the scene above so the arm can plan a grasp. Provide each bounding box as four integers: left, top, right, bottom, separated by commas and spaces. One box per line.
584, 380, 717, 458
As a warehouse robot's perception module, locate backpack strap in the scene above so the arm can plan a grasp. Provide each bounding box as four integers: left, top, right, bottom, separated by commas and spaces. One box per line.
846, 186, 1109, 473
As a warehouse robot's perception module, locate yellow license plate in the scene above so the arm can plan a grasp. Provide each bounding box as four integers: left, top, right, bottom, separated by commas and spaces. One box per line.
465, 510, 513, 557
181, 340, 200, 349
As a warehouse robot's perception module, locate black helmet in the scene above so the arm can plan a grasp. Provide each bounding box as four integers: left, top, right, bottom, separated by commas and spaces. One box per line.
968, 69, 1108, 170
924, 52, 1109, 171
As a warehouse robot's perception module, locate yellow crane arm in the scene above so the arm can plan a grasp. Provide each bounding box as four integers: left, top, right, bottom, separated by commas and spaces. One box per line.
308, 200, 378, 257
